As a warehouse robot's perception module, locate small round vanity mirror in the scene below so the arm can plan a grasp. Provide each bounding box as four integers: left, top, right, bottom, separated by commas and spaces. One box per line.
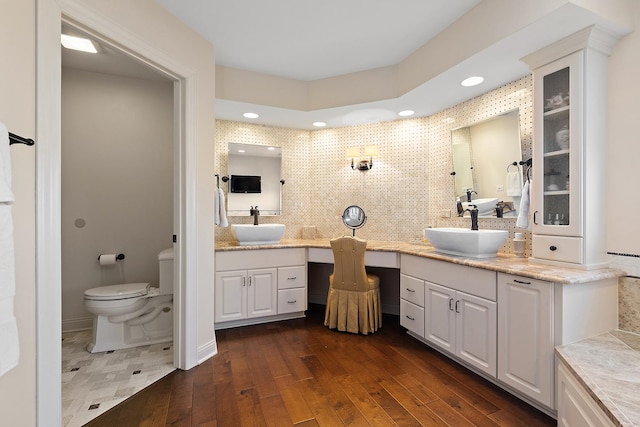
342, 205, 367, 236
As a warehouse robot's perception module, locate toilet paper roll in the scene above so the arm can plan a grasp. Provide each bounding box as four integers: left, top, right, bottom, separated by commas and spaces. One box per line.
98, 254, 118, 266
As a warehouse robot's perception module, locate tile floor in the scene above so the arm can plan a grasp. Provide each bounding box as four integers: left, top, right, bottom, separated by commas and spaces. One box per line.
61, 330, 175, 427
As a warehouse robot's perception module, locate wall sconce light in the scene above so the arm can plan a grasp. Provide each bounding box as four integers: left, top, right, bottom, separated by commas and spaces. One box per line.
347, 145, 378, 171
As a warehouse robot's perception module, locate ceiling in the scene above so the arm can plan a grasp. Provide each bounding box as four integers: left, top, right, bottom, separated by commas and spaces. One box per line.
62, 1, 633, 130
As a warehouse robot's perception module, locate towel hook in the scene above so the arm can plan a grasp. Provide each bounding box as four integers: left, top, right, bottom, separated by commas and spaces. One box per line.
507, 161, 518, 172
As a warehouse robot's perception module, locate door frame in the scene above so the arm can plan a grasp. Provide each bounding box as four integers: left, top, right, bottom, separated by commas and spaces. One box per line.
36, 0, 211, 423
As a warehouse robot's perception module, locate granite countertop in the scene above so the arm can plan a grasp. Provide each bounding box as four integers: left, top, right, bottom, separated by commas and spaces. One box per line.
556, 330, 640, 427
215, 238, 624, 285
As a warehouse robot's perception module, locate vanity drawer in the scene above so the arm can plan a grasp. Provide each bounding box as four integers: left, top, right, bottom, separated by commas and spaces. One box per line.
532, 235, 583, 264
400, 300, 424, 337
400, 274, 424, 307
278, 288, 306, 314
278, 266, 305, 289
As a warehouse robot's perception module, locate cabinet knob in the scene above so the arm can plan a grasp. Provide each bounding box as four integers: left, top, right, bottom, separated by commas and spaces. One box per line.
549, 245, 557, 251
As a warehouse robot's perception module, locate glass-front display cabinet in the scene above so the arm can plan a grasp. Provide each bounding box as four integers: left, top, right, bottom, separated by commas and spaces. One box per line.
524, 27, 617, 268
537, 61, 579, 235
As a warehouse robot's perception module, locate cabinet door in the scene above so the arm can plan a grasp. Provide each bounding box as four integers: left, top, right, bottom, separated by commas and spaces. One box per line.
215, 270, 247, 322
456, 292, 496, 377
247, 268, 277, 318
424, 282, 456, 354
557, 363, 615, 427
532, 51, 582, 236
498, 274, 554, 408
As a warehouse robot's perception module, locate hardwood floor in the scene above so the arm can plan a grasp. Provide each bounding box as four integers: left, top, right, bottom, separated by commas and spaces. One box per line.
85, 305, 556, 426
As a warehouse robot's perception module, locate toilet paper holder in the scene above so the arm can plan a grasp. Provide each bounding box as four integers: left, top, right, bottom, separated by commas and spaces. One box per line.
97, 253, 125, 261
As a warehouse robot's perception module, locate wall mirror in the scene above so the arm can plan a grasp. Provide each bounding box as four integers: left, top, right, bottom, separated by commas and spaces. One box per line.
227, 142, 282, 216
451, 109, 523, 218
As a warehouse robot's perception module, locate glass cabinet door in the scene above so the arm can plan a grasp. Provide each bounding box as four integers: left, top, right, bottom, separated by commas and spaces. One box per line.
542, 67, 570, 226
533, 51, 582, 236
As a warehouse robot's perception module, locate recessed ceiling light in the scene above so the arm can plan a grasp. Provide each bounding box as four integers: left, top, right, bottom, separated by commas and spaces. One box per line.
238, 149, 245, 153
243, 112, 259, 119
461, 76, 484, 87
61, 34, 97, 53
312, 121, 327, 127
398, 110, 415, 117
267, 147, 275, 150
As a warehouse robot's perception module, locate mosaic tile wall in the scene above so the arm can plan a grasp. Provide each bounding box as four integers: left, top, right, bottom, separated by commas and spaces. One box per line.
215, 75, 533, 253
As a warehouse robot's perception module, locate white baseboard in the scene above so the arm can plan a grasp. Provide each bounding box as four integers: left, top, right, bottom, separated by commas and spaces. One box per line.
197, 339, 218, 365
62, 317, 93, 333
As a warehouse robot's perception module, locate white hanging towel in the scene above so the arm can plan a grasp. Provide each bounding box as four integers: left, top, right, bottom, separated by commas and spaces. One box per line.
516, 180, 531, 230
0, 121, 19, 376
215, 187, 228, 227
506, 171, 522, 197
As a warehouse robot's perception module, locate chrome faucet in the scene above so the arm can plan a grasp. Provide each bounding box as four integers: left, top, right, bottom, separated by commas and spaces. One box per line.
250, 206, 260, 225
466, 189, 477, 202
462, 205, 479, 230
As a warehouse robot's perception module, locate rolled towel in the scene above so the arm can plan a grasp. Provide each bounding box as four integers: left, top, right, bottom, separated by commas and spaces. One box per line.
506, 171, 522, 197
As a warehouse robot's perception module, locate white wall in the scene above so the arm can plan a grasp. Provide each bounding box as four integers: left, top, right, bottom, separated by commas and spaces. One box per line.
0, 1, 36, 425
61, 68, 173, 331
607, 0, 640, 257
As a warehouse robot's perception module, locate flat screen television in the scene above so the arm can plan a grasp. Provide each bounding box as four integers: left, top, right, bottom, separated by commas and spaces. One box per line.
230, 175, 261, 193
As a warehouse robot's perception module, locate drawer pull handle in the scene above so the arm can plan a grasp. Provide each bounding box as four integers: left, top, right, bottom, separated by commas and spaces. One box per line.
405, 315, 415, 321
287, 277, 297, 280
549, 245, 557, 251
455, 300, 460, 314
287, 300, 297, 304
514, 279, 532, 285
406, 288, 415, 293
449, 298, 454, 311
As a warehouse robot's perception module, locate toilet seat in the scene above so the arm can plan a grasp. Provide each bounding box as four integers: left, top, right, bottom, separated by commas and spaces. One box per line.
84, 283, 150, 301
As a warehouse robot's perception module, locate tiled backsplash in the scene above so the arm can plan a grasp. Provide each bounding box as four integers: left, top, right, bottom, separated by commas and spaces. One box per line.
216, 75, 533, 253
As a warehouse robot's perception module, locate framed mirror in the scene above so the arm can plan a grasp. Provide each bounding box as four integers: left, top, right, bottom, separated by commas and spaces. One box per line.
451, 109, 523, 218
227, 142, 282, 216
342, 205, 367, 236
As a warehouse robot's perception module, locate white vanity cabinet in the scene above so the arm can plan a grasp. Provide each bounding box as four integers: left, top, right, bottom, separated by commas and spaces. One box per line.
400, 255, 497, 377
215, 268, 277, 322
523, 27, 618, 268
424, 281, 497, 377
498, 273, 554, 408
557, 362, 614, 427
215, 248, 307, 329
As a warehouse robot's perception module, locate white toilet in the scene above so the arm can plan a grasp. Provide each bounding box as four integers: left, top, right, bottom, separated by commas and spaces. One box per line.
84, 248, 174, 353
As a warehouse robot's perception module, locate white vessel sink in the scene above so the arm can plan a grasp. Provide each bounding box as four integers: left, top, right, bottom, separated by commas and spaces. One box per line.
231, 224, 286, 246
424, 227, 508, 258
462, 198, 498, 215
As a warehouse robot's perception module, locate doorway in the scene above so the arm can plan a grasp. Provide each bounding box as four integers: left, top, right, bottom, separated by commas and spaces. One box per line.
36, 2, 216, 424
60, 23, 177, 425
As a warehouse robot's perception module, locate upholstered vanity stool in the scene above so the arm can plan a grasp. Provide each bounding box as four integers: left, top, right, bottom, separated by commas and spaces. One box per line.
324, 236, 382, 334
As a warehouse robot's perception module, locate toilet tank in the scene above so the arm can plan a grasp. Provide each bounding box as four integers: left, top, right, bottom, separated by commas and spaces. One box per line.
158, 248, 174, 294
